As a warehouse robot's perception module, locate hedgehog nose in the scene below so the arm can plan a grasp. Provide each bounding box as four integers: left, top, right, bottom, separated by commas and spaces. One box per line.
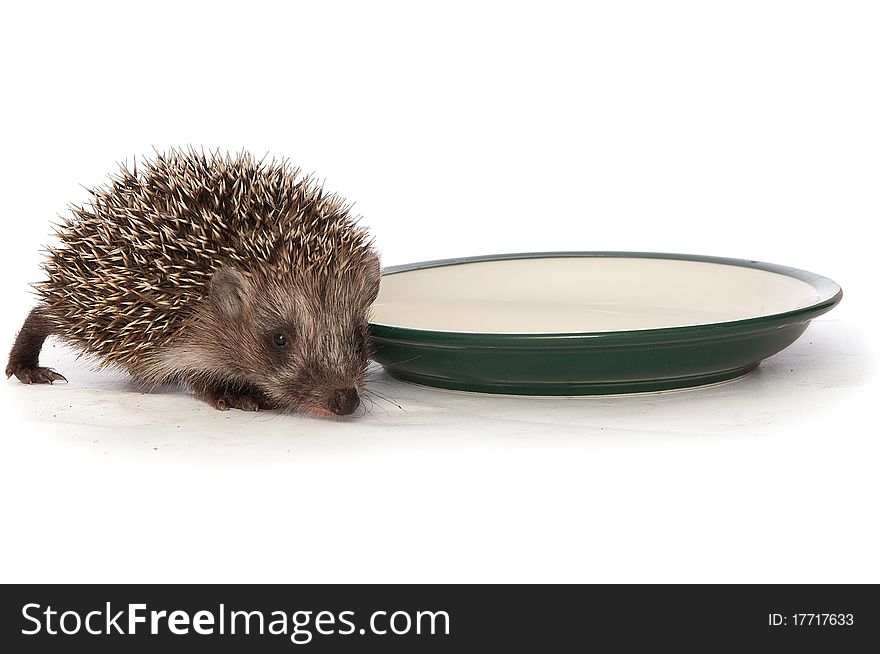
329, 388, 359, 416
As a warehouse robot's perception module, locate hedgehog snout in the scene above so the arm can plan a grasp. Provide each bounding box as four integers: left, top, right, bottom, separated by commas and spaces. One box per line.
328, 387, 359, 416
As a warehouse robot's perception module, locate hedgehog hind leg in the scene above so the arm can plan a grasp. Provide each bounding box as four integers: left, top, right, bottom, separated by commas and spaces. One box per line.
5, 307, 67, 384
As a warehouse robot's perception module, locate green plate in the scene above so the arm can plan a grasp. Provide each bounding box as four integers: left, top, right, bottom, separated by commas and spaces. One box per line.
368, 252, 842, 395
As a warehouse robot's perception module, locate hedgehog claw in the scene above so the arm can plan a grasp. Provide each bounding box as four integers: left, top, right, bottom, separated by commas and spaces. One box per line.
209, 393, 261, 412
10, 366, 68, 385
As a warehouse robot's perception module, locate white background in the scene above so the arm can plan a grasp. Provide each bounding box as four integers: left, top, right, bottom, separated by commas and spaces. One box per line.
1, 1, 877, 583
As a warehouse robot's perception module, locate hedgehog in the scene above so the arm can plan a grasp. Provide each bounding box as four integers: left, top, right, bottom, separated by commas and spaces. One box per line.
5, 148, 381, 416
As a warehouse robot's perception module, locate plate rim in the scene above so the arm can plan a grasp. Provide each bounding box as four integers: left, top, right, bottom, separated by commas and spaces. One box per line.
368, 251, 843, 346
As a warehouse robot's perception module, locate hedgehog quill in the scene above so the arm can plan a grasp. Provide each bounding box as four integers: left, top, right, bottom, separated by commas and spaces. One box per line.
6, 148, 381, 416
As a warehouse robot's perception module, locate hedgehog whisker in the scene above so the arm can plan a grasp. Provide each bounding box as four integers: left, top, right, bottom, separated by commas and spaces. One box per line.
361, 393, 389, 419
362, 387, 405, 413
357, 397, 375, 419
363, 378, 401, 390
379, 354, 422, 367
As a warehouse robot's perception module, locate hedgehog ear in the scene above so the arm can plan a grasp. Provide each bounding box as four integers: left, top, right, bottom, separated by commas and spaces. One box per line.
210, 267, 250, 316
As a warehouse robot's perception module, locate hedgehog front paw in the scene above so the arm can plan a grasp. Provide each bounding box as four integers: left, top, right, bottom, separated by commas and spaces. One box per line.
7, 366, 67, 385
197, 382, 273, 412
205, 388, 275, 412
211, 393, 262, 412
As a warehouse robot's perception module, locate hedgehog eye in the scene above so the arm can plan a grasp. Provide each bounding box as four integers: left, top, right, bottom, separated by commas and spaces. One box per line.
272, 332, 289, 348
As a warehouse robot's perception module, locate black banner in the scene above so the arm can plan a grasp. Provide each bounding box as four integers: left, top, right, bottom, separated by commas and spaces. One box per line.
1, 584, 876, 652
